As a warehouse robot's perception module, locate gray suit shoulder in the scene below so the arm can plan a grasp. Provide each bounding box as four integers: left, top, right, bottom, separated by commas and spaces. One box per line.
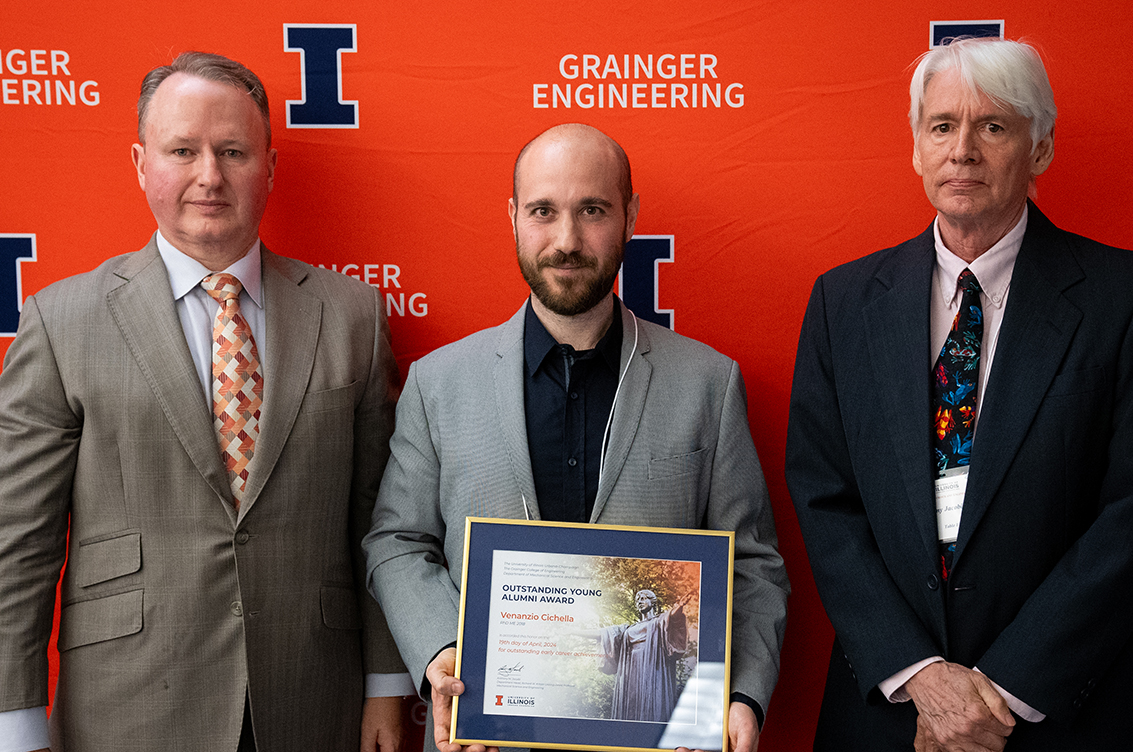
409, 319, 514, 379
408, 308, 743, 385
32, 248, 154, 304
635, 316, 739, 381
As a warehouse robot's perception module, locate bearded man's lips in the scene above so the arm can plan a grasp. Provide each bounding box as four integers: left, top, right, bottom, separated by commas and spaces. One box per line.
539, 253, 596, 271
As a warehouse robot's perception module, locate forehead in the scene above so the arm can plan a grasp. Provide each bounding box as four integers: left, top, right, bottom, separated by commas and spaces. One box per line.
516, 135, 624, 205
922, 68, 1020, 120
145, 72, 265, 141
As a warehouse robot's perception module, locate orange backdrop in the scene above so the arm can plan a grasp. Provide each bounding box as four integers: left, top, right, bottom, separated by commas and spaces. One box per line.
3, 1, 1133, 749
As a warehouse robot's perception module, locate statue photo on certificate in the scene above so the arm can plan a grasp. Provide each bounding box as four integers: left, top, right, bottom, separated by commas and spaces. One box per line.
591, 587, 692, 722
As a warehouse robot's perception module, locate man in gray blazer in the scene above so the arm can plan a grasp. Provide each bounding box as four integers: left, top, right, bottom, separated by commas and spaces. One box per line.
0, 52, 410, 752
364, 123, 789, 752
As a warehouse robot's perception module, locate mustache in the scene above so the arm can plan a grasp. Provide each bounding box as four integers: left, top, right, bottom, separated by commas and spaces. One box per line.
537, 251, 598, 270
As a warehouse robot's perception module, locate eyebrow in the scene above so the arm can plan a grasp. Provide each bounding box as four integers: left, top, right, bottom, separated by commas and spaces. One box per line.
163, 134, 252, 148
522, 196, 615, 210
925, 103, 1014, 121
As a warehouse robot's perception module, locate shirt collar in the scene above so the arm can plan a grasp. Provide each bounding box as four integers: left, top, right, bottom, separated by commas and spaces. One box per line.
156, 231, 264, 309
523, 297, 623, 377
933, 203, 1026, 310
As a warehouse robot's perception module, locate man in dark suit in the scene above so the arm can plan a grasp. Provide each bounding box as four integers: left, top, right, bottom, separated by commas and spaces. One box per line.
0, 52, 410, 752
787, 37, 1133, 751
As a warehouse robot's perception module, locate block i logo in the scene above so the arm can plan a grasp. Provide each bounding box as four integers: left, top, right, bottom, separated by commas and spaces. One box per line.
620, 235, 674, 330
0, 235, 35, 336
284, 24, 359, 128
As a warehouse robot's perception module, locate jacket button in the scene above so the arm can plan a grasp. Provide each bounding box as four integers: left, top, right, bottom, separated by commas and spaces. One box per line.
231, 601, 243, 617
926, 574, 939, 590
235, 531, 250, 545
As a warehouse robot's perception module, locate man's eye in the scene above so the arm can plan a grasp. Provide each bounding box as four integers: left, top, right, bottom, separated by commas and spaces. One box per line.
582, 206, 603, 216
224, 149, 243, 157
533, 207, 551, 217
173, 148, 190, 156
986, 123, 1003, 133
934, 123, 950, 133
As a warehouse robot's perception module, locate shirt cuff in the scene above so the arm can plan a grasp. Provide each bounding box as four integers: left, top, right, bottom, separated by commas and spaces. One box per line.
879, 658, 1045, 723
0, 706, 49, 752
879, 656, 944, 702
420, 641, 460, 698
365, 672, 417, 698
975, 667, 1046, 722
728, 692, 765, 731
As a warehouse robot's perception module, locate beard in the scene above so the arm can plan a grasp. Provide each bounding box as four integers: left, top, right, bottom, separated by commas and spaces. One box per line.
517, 244, 624, 317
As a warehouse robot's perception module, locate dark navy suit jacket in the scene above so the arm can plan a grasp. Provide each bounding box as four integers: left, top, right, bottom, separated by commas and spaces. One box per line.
787, 203, 1133, 750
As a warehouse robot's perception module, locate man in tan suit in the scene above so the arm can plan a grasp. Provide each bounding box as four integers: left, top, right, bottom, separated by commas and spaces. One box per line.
0, 52, 410, 752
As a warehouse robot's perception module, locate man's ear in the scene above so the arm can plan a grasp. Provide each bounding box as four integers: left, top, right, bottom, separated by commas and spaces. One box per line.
624, 193, 640, 241
131, 143, 147, 190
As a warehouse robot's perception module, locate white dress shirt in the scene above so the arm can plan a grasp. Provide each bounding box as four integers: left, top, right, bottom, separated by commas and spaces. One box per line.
879, 206, 1043, 722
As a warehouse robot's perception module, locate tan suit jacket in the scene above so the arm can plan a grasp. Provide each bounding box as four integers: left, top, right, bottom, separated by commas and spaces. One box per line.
0, 237, 404, 751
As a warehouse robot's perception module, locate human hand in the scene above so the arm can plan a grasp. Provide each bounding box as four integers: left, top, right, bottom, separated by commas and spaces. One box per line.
676, 701, 758, 752
361, 695, 405, 752
915, 712, 942, 751
905, 661, 1014, 752
425, 648, 498, 752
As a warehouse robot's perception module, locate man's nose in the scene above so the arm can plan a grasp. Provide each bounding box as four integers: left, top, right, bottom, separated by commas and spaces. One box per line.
950, 123, 981, 164
554, 214, 582, 253
197, 152, 224, 187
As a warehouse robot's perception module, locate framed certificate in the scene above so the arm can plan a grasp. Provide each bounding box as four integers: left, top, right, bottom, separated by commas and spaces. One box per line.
452, 517, 735, 752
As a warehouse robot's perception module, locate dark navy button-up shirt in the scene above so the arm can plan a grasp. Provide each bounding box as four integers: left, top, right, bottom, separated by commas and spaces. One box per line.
523, 299, 622, 523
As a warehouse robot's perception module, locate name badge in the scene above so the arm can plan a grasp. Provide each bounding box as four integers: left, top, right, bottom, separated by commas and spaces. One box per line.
934, 468, 968, 544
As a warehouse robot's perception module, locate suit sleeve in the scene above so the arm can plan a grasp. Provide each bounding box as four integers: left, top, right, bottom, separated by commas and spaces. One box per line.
0, 295, 78, 711
710, 360, 790, 714
786, 275, 942, 698
363, 361, 462, 694
351, 288, 409, 676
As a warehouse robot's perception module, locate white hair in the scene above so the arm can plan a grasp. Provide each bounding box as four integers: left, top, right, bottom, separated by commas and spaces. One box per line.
909, 38, 1057, 152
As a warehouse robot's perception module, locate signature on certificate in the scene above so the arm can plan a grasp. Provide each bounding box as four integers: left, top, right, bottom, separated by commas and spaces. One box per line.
497, 662, 524, 677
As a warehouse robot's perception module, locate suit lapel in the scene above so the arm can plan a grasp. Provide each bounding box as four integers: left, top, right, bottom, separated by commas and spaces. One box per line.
954, 206, 1084, 561
494, 303, 540, 519
591, 303, 650, 522
106, 238, 233, 513
238, 249, 322, 518
863, 230, 940, 560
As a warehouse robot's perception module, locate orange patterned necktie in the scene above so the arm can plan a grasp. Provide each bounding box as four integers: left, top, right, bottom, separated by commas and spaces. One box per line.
202, 273, 263, 507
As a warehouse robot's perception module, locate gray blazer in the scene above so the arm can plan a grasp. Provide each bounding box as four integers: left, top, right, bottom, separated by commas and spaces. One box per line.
0, 237, 404, 752
365, 301, 789, 720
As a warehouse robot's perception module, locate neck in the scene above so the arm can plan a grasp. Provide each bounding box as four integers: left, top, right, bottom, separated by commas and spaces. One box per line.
937, 202, 1025, 264
529, 293, 615, 350
164, 231, 256, 272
